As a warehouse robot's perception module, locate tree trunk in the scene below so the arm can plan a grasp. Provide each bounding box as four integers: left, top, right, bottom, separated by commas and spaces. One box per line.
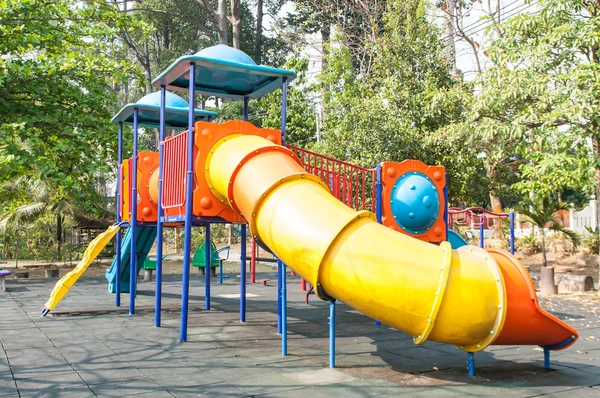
230, 0, 241, 49
489, 191, 503, 214
442, 0, 457, 75
540, 229, 548, 268
320, 25, 331, 125
14, 233, 18, 268
217, 0, 229, 45
485, 162, 503, 213
56, 214, 63, 261
254, 0, 263, 63
593, 133, 600, 209
592, 132, 600, 298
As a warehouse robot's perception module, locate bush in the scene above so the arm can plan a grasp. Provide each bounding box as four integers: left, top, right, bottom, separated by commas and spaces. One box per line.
548, 231, 579, 254
582, 227, 600, 255
517, 233, 541, 255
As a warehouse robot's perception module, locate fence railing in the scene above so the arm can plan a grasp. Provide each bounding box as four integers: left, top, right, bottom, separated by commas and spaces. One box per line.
162, 132, 188, 209
287, 145, 377, 214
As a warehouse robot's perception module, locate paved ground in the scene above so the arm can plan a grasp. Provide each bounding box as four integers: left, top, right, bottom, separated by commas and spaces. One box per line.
1, 270, 600, 398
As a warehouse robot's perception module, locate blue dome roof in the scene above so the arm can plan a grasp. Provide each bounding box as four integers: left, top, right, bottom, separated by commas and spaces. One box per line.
136, 91, 189, 108
195, 45, 257, 66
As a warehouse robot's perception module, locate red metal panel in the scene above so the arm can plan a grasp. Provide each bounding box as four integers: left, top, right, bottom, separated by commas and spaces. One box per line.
287, 145, 376, 213
162, 132, 188, 209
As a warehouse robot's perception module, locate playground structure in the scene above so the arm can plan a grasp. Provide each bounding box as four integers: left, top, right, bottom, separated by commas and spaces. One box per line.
448, 207, 516, 252
43, 44, 578, 376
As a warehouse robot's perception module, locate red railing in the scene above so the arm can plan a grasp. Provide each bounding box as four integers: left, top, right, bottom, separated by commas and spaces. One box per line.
162, 132, 188, 209
448, 207, 509, 229
287, 145, 377, 213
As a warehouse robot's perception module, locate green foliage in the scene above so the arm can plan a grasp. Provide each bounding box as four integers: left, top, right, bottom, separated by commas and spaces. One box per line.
214, 57, 317, 146
582, 227, 600, 255
518, 195, 580, 266
517, 233, 541, 255
0, 0, 137, 215
446, 0, 600, 203
314, 0, 490, 205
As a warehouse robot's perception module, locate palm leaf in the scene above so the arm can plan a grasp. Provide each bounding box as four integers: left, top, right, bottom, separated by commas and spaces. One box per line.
549, 223, 581, 249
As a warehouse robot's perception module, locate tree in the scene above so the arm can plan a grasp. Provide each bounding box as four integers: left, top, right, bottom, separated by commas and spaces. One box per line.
254, 0, 264, 63
0, 179, 46, 266
315, 1, 458, 165
0, 0, 135, 259
230, 0, 242, 48
518, 196, 580, 268
444, 0, 600, 211
201, 0, 229, 45
214, 57, 317, 146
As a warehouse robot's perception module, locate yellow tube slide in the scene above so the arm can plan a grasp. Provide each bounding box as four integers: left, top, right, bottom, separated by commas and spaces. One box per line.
207, 135, 506, 352
43, 225, 120, 313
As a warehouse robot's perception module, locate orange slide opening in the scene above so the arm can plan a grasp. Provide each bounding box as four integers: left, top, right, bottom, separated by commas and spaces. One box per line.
487, 248, 578, 350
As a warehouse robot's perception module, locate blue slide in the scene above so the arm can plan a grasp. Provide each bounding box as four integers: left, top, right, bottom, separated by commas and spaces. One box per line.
105, 226, 157, 293
447, 229, 469, 250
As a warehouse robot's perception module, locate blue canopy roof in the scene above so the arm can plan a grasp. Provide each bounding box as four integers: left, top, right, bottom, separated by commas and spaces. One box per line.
111, 91, 217, 129
151, 45, 296, 100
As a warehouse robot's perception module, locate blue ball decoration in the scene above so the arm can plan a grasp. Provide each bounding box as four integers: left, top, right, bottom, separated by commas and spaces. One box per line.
390, 172, 440, 234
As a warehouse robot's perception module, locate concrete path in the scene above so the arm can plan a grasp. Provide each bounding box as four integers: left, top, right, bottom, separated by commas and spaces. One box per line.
1, 270, 599, 397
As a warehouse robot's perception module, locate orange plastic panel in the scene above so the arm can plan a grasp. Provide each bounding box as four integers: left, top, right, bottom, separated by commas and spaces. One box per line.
120, 159, 130, 221
381, 160, 446, 243
191, 120, 281, 222
119, 152, 159, 222
487, 249, 578, 349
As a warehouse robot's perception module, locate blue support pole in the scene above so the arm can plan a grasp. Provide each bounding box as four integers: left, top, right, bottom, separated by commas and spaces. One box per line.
129, 109, 139, 315
281, 261, 287, 355
374, 164, 382, 327
443, 171, 449, 240
219, 260, 223, 284
240, 225, 247, 322
154, 86, 167, 327
205, 224, 211, 310
276, 78, 288, 335
243, 96, 249, 122
544, 348, 550, 369
180, 62, 196, 342
277, 260, 282, 334
479, 223, 484, 249
329, 300, 336, 368
509, 212, 515, 255
116, 122, 123, 307
281, 78, 287, 145
467, 352, 475, 376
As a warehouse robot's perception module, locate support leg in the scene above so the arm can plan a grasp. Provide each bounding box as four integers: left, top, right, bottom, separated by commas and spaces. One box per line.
179, 61, 196, 343
205, 224, 211, 310
329, 300, 336, 368
282, 261, 287, 356
277, 260, 282, 334
240, 225, 247, 322
250, 238, 256, 284
544, 348, 550, 369
219, 260, 223, 285
467, 352, 475, 377
115, 231, 121, 307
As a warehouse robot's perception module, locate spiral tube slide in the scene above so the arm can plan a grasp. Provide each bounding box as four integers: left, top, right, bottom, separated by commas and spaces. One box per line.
205, 134, 578, 352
